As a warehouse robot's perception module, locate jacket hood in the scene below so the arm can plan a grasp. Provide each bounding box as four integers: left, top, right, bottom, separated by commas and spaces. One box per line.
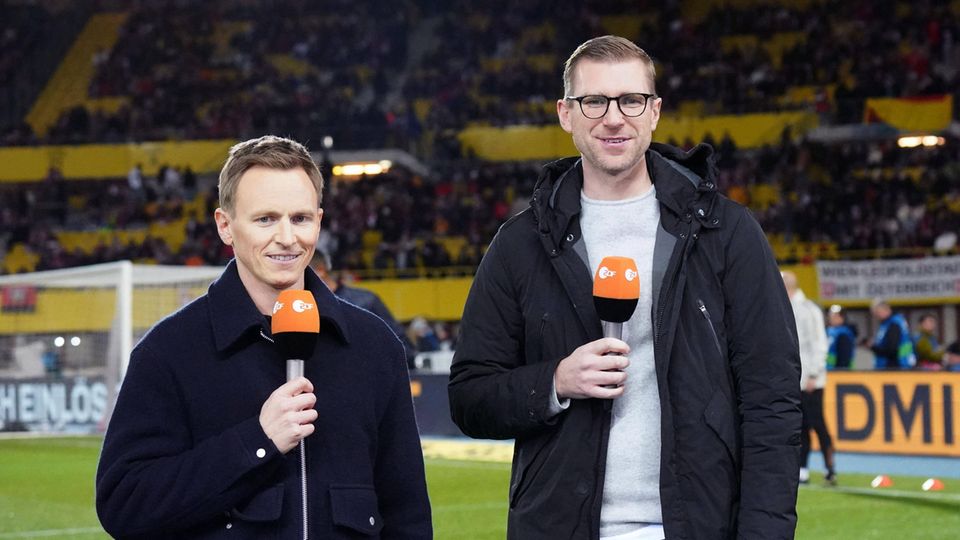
529, 142, 720, 248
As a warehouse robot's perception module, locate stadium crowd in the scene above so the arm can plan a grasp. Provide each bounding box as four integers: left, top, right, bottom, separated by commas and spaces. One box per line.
2, 136, 958, 277
407, 0, 960, 128
2, 0, 958, 145
7, 0, 412, 148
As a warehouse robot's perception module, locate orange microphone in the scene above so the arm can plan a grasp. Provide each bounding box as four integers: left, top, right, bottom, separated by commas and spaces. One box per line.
272, 290, 320, 381
593, 256, 640, 340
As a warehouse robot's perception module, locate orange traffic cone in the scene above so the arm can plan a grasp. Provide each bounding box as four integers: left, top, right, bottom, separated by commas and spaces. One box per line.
871, 475, 893, 488
922, 478, 945, 491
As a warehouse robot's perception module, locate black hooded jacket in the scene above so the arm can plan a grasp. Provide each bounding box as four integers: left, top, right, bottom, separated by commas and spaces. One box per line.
449, 143, 802, 539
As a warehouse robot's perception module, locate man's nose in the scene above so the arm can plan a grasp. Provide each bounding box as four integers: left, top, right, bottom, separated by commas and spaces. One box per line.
275, 219, 294, 244
601, 100, 626, 126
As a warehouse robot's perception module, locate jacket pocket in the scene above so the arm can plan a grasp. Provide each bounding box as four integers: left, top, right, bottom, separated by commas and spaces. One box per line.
330, 484, 384, 537
229, 483, 284, 522
509, 432, 553, 509
696, 298, 723, 358
702, 388, 739, 465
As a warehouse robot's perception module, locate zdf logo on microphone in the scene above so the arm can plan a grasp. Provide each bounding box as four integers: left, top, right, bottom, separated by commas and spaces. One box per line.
272, 300, 315, 314
624, 269, 638, 282
292, 300, 315, 313
598, 266, 616, 279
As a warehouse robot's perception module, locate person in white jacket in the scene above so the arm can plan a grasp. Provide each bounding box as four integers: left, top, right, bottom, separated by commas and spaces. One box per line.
782, 271, 837, 485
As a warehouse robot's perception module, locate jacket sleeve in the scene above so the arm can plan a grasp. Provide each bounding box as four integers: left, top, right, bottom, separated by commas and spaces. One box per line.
805, 302, 829, 382
95, 342, 284, 537
721, 211, 802, 539
375, 339, 433, 538
448, 233, 561, 440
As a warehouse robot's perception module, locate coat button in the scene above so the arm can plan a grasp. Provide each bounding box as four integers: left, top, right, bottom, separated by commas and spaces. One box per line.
712, 218, 719, 225
256, 448, 266, 458
697, 208, 705, 217
225, 522, 233, 529
705, 182, 715, 189
369, 516, 376, 526
565, 233, 574, 242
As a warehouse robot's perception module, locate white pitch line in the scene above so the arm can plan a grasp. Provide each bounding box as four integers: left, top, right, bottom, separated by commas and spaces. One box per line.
0, 527, 104, 538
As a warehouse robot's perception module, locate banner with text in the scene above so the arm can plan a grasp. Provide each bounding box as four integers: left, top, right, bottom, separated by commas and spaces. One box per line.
817, 256, 960, 303
825, 371, 960, 457
0, 376, 108, 433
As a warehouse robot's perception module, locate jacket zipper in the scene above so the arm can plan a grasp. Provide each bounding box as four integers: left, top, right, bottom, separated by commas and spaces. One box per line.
260, 328, 308, 539
697, 299, 723, 357
654, 228, 693, 346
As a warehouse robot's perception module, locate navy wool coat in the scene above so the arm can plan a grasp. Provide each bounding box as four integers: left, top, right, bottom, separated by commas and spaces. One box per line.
96, 261, 432, 539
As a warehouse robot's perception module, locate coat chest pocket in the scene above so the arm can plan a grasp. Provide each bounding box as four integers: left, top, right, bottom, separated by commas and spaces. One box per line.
330, 484, 384, 537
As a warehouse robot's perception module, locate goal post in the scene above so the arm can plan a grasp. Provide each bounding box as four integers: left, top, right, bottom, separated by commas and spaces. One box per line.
0, 261, 223, 433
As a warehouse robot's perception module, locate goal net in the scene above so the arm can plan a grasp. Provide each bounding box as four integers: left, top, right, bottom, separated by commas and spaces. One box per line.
0, 261, 223, 434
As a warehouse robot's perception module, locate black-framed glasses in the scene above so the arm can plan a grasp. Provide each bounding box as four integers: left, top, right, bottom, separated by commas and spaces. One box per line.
564, 93, 657, 119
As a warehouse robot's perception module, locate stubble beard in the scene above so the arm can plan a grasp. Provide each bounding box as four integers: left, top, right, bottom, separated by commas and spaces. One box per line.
590, 147, 645, 179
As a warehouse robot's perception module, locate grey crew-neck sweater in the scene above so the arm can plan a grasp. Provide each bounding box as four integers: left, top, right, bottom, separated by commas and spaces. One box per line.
580, 186, 662, 537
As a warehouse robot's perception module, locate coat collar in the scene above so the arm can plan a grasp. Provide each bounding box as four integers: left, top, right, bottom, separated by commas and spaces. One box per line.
531, 142, 720, 248
207, 260, 351, 353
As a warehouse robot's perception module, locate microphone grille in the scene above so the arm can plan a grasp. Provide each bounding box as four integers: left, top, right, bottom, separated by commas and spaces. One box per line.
593, 256, 639, 324
271, 290, 320, 334
592, 256, 640, 300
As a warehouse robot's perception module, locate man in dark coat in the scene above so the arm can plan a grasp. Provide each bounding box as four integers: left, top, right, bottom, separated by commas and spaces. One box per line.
449, 36, 801, 539
96, 135, 431, 538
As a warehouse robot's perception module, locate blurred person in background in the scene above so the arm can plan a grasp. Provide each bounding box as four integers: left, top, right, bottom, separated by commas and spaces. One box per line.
783, 271, 837, 486
913, 313, 944, 371
310, 250, 417, 368
96, 136, 431, 538
450, 35, 801, 540
944, 340, 960, 372
409, 316, 440, 353
826, 304, 856, 370
868, 299, 916, 370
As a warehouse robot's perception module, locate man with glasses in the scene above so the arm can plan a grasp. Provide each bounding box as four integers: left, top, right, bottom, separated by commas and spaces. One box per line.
450, 35, 801, 539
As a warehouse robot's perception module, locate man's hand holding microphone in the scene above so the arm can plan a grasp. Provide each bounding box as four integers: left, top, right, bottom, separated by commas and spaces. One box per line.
555, 256, 638, 401
261, 290, 320, 453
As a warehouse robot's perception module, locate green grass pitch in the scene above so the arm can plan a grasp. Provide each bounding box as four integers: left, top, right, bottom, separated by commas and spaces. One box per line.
1, 437, 958, 539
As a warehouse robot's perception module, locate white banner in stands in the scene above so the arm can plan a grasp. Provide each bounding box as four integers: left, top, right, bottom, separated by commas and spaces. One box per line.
816, 256, 960, 301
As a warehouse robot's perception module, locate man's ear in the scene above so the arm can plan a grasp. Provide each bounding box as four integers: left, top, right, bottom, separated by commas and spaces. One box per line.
557, 98, 573, 133
214, 207, 233, 246
648, 96, 662, 132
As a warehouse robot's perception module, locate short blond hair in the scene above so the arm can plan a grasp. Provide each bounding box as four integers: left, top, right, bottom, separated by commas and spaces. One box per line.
563, 35, 657, 97
218, 135, 323, 213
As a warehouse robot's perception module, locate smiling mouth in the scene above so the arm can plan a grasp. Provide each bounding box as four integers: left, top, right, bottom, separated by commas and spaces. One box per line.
600, 137, 630, 144
268, 254, 300, 262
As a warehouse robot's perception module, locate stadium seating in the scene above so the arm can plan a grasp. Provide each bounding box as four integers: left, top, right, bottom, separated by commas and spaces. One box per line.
1, 0, 959, 276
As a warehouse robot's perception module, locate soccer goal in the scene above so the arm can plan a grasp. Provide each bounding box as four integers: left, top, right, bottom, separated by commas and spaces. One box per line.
0, 261, 223, 434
